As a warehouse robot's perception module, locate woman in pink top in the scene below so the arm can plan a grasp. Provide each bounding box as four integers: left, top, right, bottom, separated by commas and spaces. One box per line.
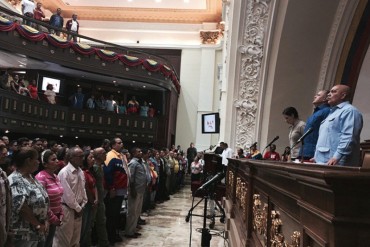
35, 150, 64, 247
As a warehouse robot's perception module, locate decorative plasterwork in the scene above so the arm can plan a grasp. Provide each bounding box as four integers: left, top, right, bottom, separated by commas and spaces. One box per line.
200, 28, 222, 44
234, 0, 270, 149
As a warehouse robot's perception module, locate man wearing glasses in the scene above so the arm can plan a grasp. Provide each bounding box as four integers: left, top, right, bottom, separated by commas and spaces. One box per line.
103, 138, 129, 245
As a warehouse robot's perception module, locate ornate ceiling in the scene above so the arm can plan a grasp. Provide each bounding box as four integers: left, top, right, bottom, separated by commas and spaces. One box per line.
39, 0, 222, 24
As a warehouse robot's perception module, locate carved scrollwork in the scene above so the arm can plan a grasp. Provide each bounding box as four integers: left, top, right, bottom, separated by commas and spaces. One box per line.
235, 0, 271, 148
270, 210, 301, 247
252, 194, 268, 238
200, 30, 222, 44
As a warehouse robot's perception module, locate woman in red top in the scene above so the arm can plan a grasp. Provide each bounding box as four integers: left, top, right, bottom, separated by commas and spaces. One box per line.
81, 151, 98, 247
27, 79, 39, 100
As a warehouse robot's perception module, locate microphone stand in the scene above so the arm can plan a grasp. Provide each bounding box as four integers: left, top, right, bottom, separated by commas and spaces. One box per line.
300, 139, 305, 163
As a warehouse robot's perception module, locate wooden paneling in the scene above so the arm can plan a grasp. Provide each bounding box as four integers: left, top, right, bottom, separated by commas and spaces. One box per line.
224, 159, 370, 247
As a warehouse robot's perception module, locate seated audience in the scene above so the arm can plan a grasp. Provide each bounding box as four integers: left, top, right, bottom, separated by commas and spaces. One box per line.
44, 84, 56, 104
237, 148, 245, 158
263, 144, 280, 161
8, 147, 49, 246
35, 150, 64, 247
246, 143, 262, 160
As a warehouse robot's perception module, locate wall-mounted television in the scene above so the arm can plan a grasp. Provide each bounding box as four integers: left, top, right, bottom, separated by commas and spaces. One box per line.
41, 76, 61, 93
201, 112, 220, 134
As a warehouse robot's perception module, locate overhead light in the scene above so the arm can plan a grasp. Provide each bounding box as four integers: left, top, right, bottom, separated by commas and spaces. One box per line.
77, 85, 80, 87
113, 80, 117, 83
127, 0, 133, 2
19, 64, 25, 67
60, 135, 63, 138
117, 91, 121, 93
14, 71, 26, 74
142, 85, 146, 88
132, 140, 136, 143
4, 130, 9, 133
184, 0, 190, 2
155, 0, 162, 2
75, 136, 78, 139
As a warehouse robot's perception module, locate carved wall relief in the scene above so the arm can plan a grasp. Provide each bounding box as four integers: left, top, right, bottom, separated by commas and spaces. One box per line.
234, 0, 271, 149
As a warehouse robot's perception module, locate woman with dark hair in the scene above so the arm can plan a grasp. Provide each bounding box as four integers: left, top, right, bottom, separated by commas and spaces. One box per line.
282, 107, 306, 160
8, 147, 49, 247
80, 151, 98, 247
35, 150, 64, 247
191, 156, 203, 182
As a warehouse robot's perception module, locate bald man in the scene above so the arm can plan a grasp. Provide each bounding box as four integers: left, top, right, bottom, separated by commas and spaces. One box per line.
314, 85, 363, 166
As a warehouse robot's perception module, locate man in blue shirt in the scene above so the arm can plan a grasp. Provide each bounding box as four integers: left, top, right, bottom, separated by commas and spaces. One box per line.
314, 85, 363, 166
301, 90, 330, 159
49, 8, 64, 36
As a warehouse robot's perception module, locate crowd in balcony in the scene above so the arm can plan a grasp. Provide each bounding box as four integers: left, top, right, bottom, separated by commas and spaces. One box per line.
0, 70, 157, 117
0, 135, 190, 246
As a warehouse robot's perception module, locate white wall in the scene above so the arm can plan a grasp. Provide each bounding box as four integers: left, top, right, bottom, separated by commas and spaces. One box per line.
176, 48, 221, 152
353, 47, 370, 141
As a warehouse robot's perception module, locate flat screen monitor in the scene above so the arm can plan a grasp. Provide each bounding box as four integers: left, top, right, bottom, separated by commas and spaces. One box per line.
201, 113, 220, 134
41, 76, 61, 93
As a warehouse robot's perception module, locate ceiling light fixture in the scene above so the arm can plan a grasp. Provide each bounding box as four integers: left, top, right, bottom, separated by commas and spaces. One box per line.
155, 0, 162, 2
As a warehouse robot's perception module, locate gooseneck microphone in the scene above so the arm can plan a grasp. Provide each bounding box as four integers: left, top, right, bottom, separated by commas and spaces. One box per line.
196, 172, 225, 192
250, 142, 257, 149
264, 136, 279, 149
296, 127, 313, 144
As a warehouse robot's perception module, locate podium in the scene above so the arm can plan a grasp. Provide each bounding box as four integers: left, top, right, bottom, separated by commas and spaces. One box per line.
224, 158, 370, 247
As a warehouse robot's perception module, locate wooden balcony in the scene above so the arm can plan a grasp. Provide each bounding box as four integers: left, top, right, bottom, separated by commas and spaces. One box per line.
0, 89, 159, 143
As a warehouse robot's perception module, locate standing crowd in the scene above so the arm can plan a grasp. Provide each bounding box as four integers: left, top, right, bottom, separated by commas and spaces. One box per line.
0, 136, 188, 247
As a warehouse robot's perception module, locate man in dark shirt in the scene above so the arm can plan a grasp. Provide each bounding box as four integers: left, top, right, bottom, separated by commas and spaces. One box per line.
186, 142, 197, 174
49, 8, 64, 36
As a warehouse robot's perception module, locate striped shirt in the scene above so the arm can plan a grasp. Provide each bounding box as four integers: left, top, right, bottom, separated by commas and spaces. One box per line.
35, 170, 64, 224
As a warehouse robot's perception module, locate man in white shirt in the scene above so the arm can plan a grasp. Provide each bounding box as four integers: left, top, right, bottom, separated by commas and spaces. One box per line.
66, 14, 79, 42
221, 142, 233, 172
53, 147, 87, 247
21, 0, 35, 26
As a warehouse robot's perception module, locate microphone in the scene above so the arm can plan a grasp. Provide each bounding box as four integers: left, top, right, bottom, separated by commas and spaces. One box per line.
196, 172, 225, 192
296, 127, 313, 144
264, 136, 279, 149
250, 142, 257, 149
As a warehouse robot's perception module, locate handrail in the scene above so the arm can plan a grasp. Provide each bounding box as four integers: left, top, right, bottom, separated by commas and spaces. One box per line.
0, 5, 180, 81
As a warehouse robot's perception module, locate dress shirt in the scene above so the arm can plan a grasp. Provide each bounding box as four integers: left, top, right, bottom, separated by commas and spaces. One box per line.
289, 120, 306, 159
301, 104, 330, 158
314, 101, 363, 166
221, 148, 233, 166
58, 163, 87, 213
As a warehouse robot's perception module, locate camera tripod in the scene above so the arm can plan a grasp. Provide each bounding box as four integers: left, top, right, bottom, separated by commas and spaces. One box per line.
185, 186, 225, 246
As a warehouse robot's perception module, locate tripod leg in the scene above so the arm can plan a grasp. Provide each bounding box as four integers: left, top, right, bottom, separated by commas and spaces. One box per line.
185, 197, 204, 222
214, 199, 225, 223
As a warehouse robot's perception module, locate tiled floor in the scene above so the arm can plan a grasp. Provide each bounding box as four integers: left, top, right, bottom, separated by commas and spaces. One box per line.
115, 184, 228, 247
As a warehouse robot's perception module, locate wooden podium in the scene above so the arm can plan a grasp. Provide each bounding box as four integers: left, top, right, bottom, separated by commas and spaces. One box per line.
223, 159, 370, 247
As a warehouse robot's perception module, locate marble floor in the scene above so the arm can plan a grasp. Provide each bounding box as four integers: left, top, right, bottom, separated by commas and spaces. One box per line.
115, 184, 228, 247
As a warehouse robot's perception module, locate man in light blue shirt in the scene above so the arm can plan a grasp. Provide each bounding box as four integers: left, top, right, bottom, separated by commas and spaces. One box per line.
314, 85, 363, 166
